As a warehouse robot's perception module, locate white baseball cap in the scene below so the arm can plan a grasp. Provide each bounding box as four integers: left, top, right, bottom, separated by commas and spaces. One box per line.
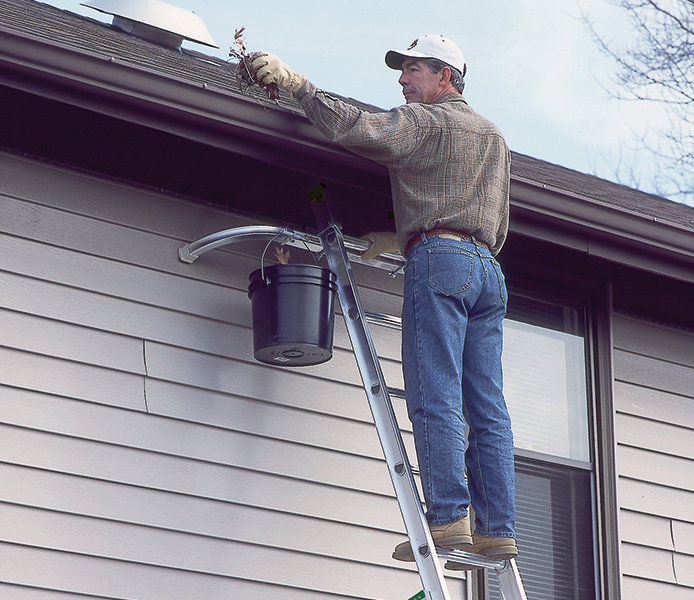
385, 34, 467, 76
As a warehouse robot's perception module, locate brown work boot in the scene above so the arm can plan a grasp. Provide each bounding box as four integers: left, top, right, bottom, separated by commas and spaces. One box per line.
392, 515, 473, 562
444, 534, 518, 571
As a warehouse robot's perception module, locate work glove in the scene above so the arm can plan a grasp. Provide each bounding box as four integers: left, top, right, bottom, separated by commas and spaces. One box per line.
251, 52, 307, 95
361, 232, 399, 261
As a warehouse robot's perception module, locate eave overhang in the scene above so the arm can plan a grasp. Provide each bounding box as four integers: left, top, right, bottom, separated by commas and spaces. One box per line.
511, 177, 694, 283
1, 24, 692, 282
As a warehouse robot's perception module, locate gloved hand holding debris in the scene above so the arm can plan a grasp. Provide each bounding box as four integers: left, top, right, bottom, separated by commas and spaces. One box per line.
361, 232, 399, 261
251, 53, 306, 95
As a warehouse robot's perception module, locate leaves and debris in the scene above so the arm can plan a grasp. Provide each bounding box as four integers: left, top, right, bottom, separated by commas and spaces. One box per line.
229, 27, 279, 102
273, 245, 291, 264
307, 182, 327, 203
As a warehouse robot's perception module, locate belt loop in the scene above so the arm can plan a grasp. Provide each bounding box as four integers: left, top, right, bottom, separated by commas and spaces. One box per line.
420, 231, 428, 246
471, 235, 483, 258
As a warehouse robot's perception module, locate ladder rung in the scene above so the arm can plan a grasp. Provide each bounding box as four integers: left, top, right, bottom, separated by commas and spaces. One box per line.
436, 549, 503, 570
387, 386, 406, 399
383, 386, 418, 476
365, 311, 402, 330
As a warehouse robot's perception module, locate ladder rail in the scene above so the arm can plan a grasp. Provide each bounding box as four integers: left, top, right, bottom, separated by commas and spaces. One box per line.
496, 560, 528, 600
312, 202, 452, 600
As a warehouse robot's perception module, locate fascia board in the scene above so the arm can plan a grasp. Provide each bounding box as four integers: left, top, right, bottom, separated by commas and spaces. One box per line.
1, 26, 692, 281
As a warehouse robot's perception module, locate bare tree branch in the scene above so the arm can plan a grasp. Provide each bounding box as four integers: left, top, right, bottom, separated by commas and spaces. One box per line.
582, 0, 694, 204
644, 0, 694, 36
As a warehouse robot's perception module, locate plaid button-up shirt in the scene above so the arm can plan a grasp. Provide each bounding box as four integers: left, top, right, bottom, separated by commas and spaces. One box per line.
296, 81, 510, 256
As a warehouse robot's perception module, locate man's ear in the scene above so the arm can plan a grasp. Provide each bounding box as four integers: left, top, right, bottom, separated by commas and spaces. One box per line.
440, 66, 452, 84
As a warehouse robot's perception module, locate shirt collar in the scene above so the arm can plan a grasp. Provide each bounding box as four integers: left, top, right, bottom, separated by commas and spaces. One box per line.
433, 92, 467, 105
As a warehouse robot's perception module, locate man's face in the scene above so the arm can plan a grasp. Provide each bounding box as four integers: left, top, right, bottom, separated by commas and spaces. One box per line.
398, 58, 444, 104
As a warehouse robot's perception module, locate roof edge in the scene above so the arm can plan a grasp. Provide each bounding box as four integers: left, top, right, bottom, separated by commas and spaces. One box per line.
0, 24, 692, 282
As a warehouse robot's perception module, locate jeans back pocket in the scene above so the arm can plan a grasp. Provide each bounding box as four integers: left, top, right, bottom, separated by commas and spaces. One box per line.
427, 247, 474, 295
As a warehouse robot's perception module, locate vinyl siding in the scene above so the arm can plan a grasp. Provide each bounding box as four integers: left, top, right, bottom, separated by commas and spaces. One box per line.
0, 152, 466, 599
613, 314, 694, 598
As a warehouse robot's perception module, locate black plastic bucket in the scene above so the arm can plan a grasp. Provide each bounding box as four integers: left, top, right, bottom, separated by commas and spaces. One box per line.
248, 264, 337, 366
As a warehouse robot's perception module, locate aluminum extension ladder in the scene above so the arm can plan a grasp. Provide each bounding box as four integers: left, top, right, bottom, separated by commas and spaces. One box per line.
178, 194, 527, 600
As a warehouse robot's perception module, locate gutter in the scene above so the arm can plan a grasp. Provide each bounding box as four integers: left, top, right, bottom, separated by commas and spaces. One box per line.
0, 26, 388, 193
0, 25, 692, 282
511, 177, 694, 282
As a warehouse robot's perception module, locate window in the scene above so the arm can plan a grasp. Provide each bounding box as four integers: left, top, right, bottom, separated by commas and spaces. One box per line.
504, 318, 589, 462
486, 294, 596, 600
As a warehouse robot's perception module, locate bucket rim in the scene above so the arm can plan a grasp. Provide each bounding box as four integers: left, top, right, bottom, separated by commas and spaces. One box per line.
248, 263, 337, 295
249, 263, 336, 282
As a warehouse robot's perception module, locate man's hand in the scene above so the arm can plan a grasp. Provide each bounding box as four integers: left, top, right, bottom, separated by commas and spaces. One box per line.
361, 232, 399, 261
251, 52, 306, 94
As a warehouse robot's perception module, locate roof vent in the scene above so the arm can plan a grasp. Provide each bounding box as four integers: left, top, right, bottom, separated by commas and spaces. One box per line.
81, 0, 218, 50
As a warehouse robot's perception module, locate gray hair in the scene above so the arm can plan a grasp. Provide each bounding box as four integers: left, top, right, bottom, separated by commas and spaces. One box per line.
425, 58, 466, 93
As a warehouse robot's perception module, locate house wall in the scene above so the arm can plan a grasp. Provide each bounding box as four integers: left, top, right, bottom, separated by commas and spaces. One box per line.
0, 151, 467, 599
613, 313, 694, 599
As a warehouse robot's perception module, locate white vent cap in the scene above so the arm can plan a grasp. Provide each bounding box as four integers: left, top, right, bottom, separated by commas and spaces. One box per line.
82, 0, 218, 49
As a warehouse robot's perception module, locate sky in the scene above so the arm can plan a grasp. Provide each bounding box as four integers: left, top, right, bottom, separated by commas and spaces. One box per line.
42, 0, 686, 205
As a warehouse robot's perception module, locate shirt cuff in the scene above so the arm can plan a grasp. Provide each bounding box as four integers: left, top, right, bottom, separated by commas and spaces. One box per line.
294, 79, 317, 103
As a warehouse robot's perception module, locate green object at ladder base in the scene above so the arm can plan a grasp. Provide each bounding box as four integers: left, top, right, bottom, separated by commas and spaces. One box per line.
408, 591, 425, 600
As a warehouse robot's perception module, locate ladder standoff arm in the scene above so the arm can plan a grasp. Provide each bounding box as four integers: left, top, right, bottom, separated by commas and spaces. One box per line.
177, 225, 315, 263
178, 225, 406, 276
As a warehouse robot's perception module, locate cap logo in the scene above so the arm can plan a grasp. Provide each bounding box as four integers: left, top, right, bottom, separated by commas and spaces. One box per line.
407, 39, 418, 50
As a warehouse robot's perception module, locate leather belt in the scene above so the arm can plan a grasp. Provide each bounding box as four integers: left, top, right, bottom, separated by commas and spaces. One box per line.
406, 228, 485, 257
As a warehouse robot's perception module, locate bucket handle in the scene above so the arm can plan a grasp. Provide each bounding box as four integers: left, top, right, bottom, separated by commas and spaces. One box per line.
259, 233, 322, 284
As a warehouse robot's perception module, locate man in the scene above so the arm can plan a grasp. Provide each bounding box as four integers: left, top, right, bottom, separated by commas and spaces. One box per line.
252, 34, 517, 568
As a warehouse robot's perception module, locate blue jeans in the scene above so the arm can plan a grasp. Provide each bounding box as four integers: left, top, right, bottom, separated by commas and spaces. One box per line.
402, 234, 515, 538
